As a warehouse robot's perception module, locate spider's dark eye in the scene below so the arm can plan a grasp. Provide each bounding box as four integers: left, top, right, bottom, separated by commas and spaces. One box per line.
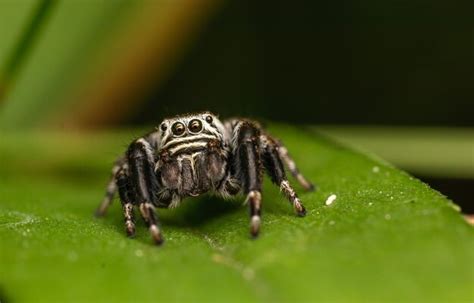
188, 119, 203, 133
160, 123, 167, 132
171, 122, 185, 136
205, 115, 213, 123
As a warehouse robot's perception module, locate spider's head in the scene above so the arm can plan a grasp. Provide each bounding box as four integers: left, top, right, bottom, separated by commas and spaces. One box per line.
157, 112, 227, 147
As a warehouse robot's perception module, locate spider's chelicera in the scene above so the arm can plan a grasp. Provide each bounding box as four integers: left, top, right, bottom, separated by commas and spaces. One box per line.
96, 112, 314, 245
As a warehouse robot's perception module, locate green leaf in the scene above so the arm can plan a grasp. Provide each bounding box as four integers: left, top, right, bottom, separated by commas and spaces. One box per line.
0, 126, 472, 302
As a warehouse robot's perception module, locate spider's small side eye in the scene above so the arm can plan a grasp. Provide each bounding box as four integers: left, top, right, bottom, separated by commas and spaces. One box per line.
172, 122, 185, 136
160, 123, 167, 132
205, 115, 213, 123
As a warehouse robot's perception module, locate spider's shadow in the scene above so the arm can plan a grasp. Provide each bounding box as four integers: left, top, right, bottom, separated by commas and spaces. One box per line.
157, 195, 243, 228
105, 196, 242, 245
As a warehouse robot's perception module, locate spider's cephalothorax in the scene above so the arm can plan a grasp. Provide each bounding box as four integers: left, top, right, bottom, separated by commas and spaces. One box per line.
96, 112, 314, 245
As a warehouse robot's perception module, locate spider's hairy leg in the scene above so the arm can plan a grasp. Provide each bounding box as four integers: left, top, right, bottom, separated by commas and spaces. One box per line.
261, 135, 307, 216
116, 168, 137, 237
95, 156, 125, 217
139, 202, 163, 244
233, 121, 264, 238
128, 138, 164, 245
275, 138, 315, 192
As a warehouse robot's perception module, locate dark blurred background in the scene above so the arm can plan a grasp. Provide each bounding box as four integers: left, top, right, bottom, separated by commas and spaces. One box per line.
0, 0, 472, 212
136, 0, 474, 126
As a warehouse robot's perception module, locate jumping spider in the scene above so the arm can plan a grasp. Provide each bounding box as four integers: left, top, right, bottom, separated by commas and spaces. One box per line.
96, 112, 314, 245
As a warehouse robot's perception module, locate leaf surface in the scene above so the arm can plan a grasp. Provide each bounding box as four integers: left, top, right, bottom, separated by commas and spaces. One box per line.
0, 126, 472, 302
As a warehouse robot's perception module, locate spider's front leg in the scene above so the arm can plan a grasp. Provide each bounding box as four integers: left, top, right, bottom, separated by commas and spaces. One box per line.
127, 139, 164, 245
232, 121, 264, 238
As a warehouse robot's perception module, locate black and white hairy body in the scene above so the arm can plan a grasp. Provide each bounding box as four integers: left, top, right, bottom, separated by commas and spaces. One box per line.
96, 112, 314, 245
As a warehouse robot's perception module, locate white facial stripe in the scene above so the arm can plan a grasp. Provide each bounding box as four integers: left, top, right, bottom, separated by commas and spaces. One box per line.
169, 141, 208, 155
205, 126, 224, 141
162, 133, 217, 149
161, 132, 173, 145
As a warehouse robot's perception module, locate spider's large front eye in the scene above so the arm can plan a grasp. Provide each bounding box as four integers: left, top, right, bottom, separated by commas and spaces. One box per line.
188, 119, 203, 133
172, 122, 185, 136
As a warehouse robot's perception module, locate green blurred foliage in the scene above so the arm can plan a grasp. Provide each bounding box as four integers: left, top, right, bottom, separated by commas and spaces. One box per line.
317, 127, 474, 179
2, 0, 473, 129
0, 0, 133, 129
0, 1, 37, 66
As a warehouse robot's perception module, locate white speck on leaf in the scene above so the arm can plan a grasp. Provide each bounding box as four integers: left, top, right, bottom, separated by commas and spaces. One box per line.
329, 220, 335, 225
368, 202, 373, 206
135, 249, 144, 257
372, 166, 380, 173
325, 194, 337, 206
385, 214, 391, 220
